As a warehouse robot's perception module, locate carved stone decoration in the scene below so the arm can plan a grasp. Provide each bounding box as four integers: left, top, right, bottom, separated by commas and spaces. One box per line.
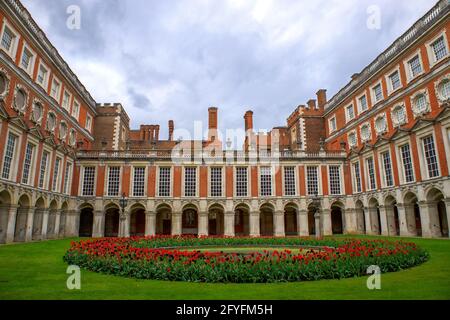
46, 111, 57, 133
68, 129, 77, 147
13, 84, 29, 114
374, 113, 387, 136
411, 88, 431, 118
31, 98, 43, 124
434, 74, 450, 104
59, 121, 68, 140
391, 104, 407, 127
347, 130, 357, 147
0, 67, 11, 99
360, 122, 371, 142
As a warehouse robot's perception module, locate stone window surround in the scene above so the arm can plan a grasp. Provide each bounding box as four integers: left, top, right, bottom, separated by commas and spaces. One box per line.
182, 165, 199, 198
68, 128, 77, 146
258, 165, 274, 197
19, 41, 36, 77
0, 18, 20, 59
376, 144, 393, 189
63, 160, 74, 195
370, 79, 384, 106
35, 59, 50, 90
356, 91, 369, 114
0, 67, 11, 99
425, 29, 449, 68
39, 145, 53, 190
363, 154, 376, 191
130, 165, 147, 198
156, 165, 173, 198
394, 136, 416, 185
403, 48, 425, 84
79, 164, 97, 197
59, 120, 68, 140
304, 162, 323, 196
415, 126, 441, 181
281, 164, 298, 197
52, 154, 63, 193
384, 65, 403, 96
13, 83, 29, 114
61, 89, 72, 112
434, 72, 450, 104
328, 115, 337, 134
327, 164, 344, 196
104, 164, 123, 197
2, 125, 23, 181
233, 165, 250, 198
208, 166, 225, 198
374, 112, 388, 136
351, 159, 362, 194
22, 135, 39, 186
50, 75, 62, 102
71, 98, 80, 120
410, 87, 431, 118
345, 102, 355, 123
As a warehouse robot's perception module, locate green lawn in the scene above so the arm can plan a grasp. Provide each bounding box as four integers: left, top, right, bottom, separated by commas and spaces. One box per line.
0, 235, 449, 300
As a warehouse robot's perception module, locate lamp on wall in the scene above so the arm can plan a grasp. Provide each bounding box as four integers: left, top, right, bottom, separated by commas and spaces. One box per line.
119, 192, 128, 219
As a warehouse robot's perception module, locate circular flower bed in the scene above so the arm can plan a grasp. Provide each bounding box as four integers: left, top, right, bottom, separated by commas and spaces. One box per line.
63, 236, 429, 283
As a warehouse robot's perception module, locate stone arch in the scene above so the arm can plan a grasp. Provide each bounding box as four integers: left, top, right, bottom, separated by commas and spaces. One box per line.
384, 195, 399, 236
47, 199, 58, 239
32, 197, 46, 240
234, 202, 250, 236
208, 203, 225, 236
130, 203, 146, 237
59, 201, 69, 237
0, 190, 12, 243
156, 203, 172, 235
425, 187, 448, 237
104, 202, 120, 237
403, 191, 421, 236
14, 194, 31, 242
284, 202, 298, 236
78, 203, 94, 237
330, 201, 344, 235
368, 197, 381, 235
355, 200, 366, 234
182, 203, 198, 235
307, 202, 319, 235
260, 203, 274, 236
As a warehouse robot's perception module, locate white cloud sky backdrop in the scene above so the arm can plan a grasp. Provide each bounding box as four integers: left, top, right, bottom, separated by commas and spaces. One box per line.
22, 0, 435, 140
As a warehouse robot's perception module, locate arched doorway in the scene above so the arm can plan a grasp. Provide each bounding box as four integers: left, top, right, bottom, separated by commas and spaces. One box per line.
182, 205, 198, 235
104, 204, 120, 237
130, 205, 146, 237
307, 204, 317, 235
156, 204, 172, 235
426, 188, 449, 237
284, 203, 298, 236
368, 198, 381, 235
234, 203, 250, 236
384, 195, 399, 236
47, 200, 58, 239
14, 194, 31, 242
78, 204, 94, 237
208, 204, 224, 236
0, 190, 12, 243
260, 203, 274, 236
59, 202, 68, 237
355, 200, 366, 234
404, 192, 421, 236
330, 202, 344, 235
33, 197, 45, 240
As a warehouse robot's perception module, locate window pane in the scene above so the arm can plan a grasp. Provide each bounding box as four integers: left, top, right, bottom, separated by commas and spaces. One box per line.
284, 166, 296, 196
236, 167, 248, 197
400, 144, 415, 183
423, 135, 439, 178
21, 143, 34, 184
329, 165, 341, 195
2, 133, 17, 180
133, 167, 145, 197
260, 166, 272, 196
158, 167, 171, 197
107, 166, 121, 196
82, 166, 96, 196
306, 166, 318, 195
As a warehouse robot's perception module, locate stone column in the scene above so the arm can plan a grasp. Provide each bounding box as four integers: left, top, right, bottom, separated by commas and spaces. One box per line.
65, 209, 80, 237
249, 211, 260, 237
118, 211, 129, 237
92, 210, 105, 238
171, 212, 182, 236
41, 209, 49, 240
396, 204, 412, 236
445, 199, 450, 239
404, 204, 417, 236
198, 212, 208, 236
25, 207, 35, 242
363, 207, 373, 235
343, 208, 356, 234
54, 210, 61, 239
314, 210, 321, 238
378, 205, 389, 236
298, 209, 309, 236
224, 211, 235, 237
322, 209, 332, 236
145, 211, 156, 236
5, 205, 18, 243
385, 205, 396, 236
273, 210, 285, 237
418, 201, 435, 238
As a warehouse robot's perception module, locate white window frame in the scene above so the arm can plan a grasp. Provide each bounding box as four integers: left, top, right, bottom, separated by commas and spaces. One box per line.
21, 137, 38, 186
156, 165, 172, 198
415, 128, 441, 181
0, 19, 20, 59
328, 115, 337, 134
374, 113, 387, 136
62, 161, 73, 195
36, 60, 50, 90
345, 102, 355, 123
105, 165, 122, 197
50, 76, 62, 102
80, 165, 97, 196
234, 166, 249, 198
182, 166, 198, 197
395, 138, 416, 185
19, 42, 36, 77
61, 89, 72, 112
208, 166, 224, 198
1, 127, 22, 181
282, 165, 297, 197
85, 114, 92, 132
71, 98, 80, 120
403, 49, 424, 83
364, 155, 377, 191
370, 80, 384, 105
426, 29, 449, 68
131, 165, 147, 197
258, 166, 273, 197
410, 88, 431, 118
38, 147, 52, 190
359, 122, 372, 142
52, 155, 63, 193
327, 164, 343, 196
378, 146, 394, 188
385, 66, 403, 95
347, 129, 358, 148
357, 92, 369, 114
352, 160, 362, 194
305, 164, 322, 196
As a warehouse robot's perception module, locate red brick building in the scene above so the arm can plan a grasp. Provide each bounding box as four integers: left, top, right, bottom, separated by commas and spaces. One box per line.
0, 0, 449, 243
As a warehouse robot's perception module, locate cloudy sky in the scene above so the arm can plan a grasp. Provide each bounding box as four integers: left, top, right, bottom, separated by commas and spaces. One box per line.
21, 0, 434, 141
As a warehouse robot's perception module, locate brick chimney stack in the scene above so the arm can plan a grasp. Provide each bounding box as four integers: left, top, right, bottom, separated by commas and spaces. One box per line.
307, 99, 316, 110
316, 89, 327, 110
208, 107, 218, 141
154, 125, 160, 141
244, 110, 253, 132
168, 120, 174, 141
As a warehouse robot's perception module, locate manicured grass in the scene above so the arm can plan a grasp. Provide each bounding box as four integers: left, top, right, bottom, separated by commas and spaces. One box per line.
0, 235, 449, 300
